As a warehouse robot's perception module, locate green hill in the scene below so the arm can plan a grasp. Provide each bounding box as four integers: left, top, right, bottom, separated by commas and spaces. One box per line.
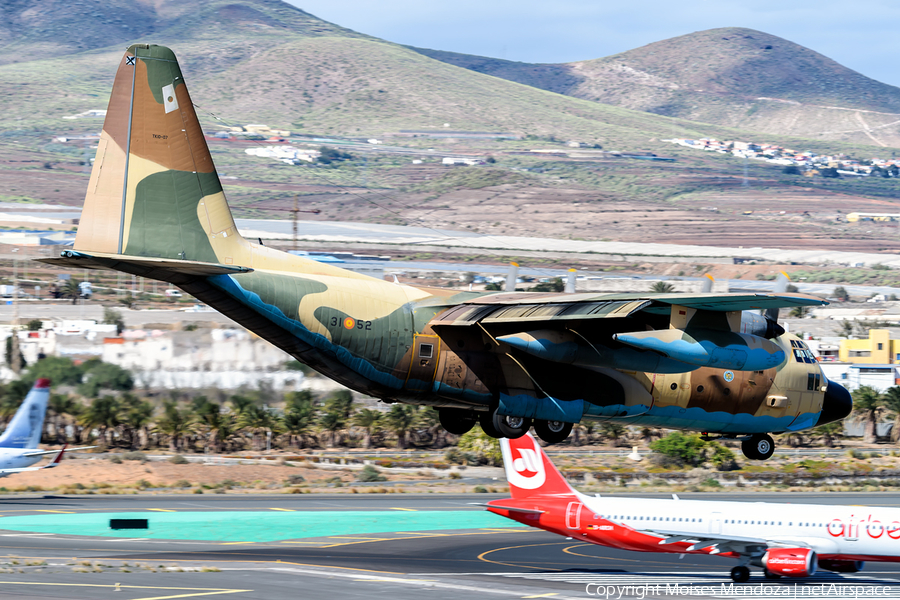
0, 2, 848, 153
411, 28, 900, 148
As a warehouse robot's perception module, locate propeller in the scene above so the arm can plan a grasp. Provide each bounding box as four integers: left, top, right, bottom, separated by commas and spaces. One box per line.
765, 271, 791, 323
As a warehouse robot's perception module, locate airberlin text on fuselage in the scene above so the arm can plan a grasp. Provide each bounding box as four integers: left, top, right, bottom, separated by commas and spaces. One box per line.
829, 515, 900, 539
584, 583, 892, 598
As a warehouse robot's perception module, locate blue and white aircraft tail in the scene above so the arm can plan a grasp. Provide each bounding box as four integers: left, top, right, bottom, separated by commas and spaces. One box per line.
0, 378, 51, 449
0, 379, 93, 478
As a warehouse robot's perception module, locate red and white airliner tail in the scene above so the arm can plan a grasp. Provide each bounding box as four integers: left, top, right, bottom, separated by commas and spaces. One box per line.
488, 433, 900, 583
500, 430, 577, 499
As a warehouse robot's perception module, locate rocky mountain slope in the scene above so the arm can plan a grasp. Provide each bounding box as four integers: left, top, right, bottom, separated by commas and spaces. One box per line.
412, 28, 900, 147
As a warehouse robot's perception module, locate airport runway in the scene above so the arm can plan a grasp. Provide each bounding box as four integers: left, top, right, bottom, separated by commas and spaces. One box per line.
0, 494, 899, 599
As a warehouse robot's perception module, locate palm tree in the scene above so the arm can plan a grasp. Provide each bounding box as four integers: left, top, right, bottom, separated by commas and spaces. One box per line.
120, 394, 154, 450
318, 409, 347, 447
229, 394, 256, 416
814, 421, 844, 448
883, 387, 900, 444
60, 279, 83, 305
650, 281, 675, 293
237, 405, 282, 451
351, 408, 382, 449
600, 422, 626, 447
384, 404, 416, 449
282, 391, 317, 449
852, 386, 886, 444
155, 400, 195, 452
196, 400, 235, 453
47, 393, 77, 443
78, 395, 121, 447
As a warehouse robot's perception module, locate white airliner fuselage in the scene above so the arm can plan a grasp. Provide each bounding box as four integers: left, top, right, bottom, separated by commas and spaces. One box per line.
489, 434, 900, 582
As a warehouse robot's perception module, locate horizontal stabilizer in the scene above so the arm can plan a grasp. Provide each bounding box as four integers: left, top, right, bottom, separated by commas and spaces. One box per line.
479, 502, 545, 515
38, 250, 252, 282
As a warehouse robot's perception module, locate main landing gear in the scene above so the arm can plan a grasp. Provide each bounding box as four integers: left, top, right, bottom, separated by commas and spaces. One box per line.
701, 432, 776, 461
438, 408, 478, 436
439, 407, 575, 443
741, 434, 775, 461
730, 566, 751, 583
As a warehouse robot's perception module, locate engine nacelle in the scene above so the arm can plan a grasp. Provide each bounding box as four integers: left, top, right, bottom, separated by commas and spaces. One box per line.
614, 327, 786, 371
818, 559, 863, 573
763, 548, 817, 578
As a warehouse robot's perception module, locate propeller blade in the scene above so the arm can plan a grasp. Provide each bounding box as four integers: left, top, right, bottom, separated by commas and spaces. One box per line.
766, 271, 791, 322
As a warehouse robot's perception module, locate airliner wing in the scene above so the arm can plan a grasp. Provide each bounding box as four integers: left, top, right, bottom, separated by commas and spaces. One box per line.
21, 445, 96, 458
641, 526, 812, 553
0, 445, 68, 475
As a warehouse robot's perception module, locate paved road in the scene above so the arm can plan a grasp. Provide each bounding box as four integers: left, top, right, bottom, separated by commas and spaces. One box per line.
0, 494, 898, 599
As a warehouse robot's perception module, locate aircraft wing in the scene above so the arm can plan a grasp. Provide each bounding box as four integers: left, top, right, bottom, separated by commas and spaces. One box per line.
433, 292, 824, 328
0, 445, 68, 475
21, 446, 95, 458
429, 291, 824, 375
639, 526, 812, 553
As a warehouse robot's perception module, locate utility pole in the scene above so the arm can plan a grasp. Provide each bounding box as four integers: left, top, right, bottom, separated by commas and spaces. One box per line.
292, 194, 298, 252
11, 249, 20, 374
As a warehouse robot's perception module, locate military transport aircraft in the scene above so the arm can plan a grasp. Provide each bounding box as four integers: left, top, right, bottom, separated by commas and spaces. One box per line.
488, 433, 900, 583
43, 45, 851, 459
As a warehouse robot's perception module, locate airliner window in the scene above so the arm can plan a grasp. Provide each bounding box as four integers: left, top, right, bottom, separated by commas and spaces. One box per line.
419, 344, 434, 359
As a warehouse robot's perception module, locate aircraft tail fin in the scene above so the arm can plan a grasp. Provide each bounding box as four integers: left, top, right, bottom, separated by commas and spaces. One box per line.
0, 379, 51, 449
499, 433, 577, 499
74, 44, 248, 267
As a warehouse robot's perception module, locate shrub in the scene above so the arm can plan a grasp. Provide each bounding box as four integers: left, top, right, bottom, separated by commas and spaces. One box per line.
109, 455, 122, 464
709, 444, 740, 471
122, 452, 146, 461
650, 432, 707, 467
358, 465, 387, 483
448, 472, 462, 480
169, 455, 188, 465
457, 426, 502, 466
173, 480, 191, 489
473, 486, 489, 493
286, 474, 306, 485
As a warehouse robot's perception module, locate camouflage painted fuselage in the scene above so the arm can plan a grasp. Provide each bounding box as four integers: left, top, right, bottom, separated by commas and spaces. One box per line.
45, 44, 847, 438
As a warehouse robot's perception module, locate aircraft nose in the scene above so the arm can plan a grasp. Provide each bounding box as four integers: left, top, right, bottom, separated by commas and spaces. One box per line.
816, 379, 853, 426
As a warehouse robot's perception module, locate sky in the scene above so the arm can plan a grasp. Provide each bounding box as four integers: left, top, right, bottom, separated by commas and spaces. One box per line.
285, 1, 900, 87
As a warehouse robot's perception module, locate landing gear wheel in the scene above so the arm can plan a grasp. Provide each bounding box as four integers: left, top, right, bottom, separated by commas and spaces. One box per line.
439, 408, 478, 435
741, 434, 775, 461
492, 413, 532, 439
534, 419, 573, 444
730, 566, 751, 583
479, 411, 504, 439
763, 569, 782, 580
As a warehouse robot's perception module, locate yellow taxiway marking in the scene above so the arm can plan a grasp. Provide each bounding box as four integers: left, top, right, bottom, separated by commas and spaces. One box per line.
317, 529, 529, 548
477, 542, 571, 571
0, 582, 249, 599
219, 541, 255, 545
147, 508, 176, 512
33, 510, 74, 514
389, 507, 417, 511
274, 559, 403, 575
269, 508, 294, 512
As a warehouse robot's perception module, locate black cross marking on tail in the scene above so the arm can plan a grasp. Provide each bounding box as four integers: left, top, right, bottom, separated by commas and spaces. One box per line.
125, 56, 135, 66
